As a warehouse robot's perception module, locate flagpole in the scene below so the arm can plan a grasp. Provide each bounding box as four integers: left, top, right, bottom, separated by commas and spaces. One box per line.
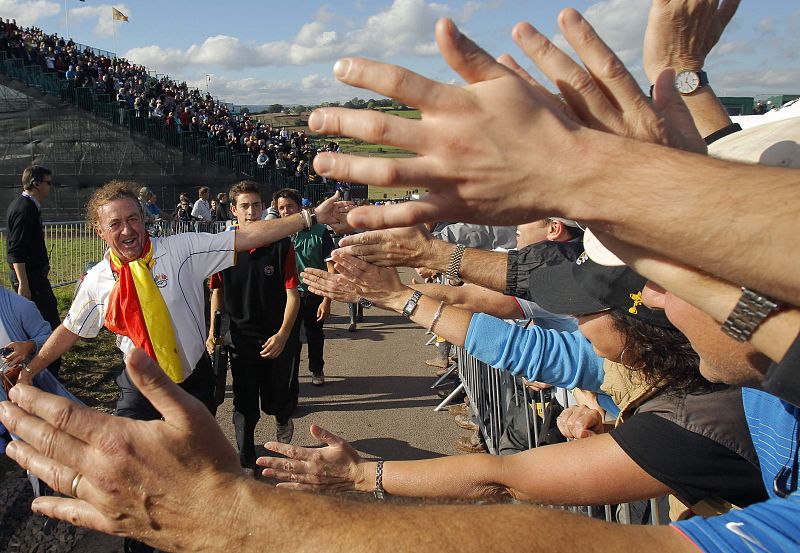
64, 0, 69, 39
112, 9, 117, 59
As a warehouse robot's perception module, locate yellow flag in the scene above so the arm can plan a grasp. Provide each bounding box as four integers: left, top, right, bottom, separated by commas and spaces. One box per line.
112, 7, 129, 21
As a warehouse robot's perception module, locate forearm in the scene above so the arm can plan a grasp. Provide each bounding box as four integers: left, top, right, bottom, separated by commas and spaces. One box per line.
210, 478, 693, 553
682, 86, 732, 138
567, 134, 800, 305
208, 290, 223, 338
12, 262, 29, 287
26, 325, 80, 374
409, 283, 521, 319
422, 240, 509, 292
235, 214, 306, 251
383, 290, 471, 347
280, 291, 300, 334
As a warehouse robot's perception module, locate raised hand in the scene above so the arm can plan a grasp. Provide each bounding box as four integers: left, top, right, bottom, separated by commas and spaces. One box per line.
556, 405, 605, 440
258, 424, 366, 493
338, 225, 436, 268
0, 349, 243, 552
331, 251, 409, 310
313, 190, 357, 234
301, 268, 361, 304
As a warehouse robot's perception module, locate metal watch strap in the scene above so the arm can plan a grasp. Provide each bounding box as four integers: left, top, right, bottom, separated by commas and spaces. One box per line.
721, 287, 781, 342
374, 460, 386, 500
401, 290, 423, 318
446, 244, 466, 282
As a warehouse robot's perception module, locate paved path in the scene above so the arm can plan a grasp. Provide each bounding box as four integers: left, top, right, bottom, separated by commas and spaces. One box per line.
71, 272, 463, 551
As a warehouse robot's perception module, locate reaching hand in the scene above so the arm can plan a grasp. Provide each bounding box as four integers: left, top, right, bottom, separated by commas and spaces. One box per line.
2, 340, 35, 368
0, 349, 243, 552
258, 424, 366, 493
643, 0, 740, 82
301, 268, 361, 304
331, 251, 408, 310
338, 225, 437, 268
312, 191, 356, 234
556, 405, 605, 440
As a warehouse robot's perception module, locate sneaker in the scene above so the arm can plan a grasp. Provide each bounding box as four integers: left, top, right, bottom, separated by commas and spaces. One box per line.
454, 433, 487, 454
454, 414, 478, 431
276, 419, 294, 444
311, 372, 325, 386
425, 357, 449, 369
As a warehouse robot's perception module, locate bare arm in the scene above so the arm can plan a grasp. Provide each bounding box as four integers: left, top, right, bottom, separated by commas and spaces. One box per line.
20, 325, 81, 383
410, 283, 522, 320
0, 352, 695, 553
206, 288, 223, 356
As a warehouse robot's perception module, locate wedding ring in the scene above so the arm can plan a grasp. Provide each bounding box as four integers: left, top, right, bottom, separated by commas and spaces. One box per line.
70, 472, 83, 498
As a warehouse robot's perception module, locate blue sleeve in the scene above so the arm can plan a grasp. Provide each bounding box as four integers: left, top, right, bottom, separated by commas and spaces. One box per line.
11, 294, 52, 352
672, 493, 800, 552
464, 313, 604, 391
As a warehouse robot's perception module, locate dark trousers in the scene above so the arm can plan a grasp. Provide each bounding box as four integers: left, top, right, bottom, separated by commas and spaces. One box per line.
115, 353, 215, 420
117, 354, 215, 553
230, 331, 299, 467
296, 292, 325, 375
11, 272, 61, 378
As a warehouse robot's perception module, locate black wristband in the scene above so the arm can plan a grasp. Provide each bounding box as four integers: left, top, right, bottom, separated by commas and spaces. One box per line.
704, 123, 742, 145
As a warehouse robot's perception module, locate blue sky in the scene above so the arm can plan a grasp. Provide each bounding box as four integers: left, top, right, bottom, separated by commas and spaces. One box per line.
5, 0, 800, 106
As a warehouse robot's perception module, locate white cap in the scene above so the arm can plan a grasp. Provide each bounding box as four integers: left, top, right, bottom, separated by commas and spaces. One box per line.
583, 228, 624, 267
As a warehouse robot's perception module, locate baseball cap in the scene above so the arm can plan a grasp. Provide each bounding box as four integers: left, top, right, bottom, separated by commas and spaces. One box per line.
528, 251, 673, 328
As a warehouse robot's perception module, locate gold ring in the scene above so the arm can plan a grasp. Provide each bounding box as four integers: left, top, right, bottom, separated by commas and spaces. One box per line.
70, 472, 83, 498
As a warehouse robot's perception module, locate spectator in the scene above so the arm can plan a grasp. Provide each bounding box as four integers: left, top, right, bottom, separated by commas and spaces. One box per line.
191, 186, 213, 222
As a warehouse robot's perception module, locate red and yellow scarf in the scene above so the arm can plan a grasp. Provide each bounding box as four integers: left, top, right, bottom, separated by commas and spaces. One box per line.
104, 237, 184, 382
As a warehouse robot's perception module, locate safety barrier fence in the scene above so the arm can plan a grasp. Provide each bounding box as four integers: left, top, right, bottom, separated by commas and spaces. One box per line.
1, 220, 229, 290
0, 51, 369, 202
449, 345, 667, 525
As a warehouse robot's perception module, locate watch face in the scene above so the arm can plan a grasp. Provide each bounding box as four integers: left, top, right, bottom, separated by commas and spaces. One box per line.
675, 70, 700, 94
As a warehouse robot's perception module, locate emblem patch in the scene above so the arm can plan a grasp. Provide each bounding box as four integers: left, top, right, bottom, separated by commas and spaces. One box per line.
263, 265, 275, 276
154, 273, 168, 288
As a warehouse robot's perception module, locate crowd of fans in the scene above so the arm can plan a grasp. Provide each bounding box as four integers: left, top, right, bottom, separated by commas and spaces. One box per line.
2, 2, 800, 553
0, 17, 344, 185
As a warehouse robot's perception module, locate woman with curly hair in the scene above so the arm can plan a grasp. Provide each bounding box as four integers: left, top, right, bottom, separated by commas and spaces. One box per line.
260, 251, 766, 517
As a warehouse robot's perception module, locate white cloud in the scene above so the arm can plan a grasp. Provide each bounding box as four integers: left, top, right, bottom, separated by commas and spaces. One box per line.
182, 72, 352, 106
123, 0, 482, 73
0, 0, 59, 26
69, 3, 131, 38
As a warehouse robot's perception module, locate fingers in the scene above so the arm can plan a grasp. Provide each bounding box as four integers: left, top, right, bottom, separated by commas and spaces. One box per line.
327, 57, 446, 112
309, 424, 348, 447
261, 441, 316, 462
435, 18, 510, 85
338, 232, 382, 248
346, 201, 445, 231
308, 108, 424, 153
717, 0, 741, 31
313, 153, 443, 191
5, 438, 91, 499
4, 384, 104, 445
125, 349, 208, 429
31, 496, 113, 534
496, 53, 543, 89
558, 8, 649, 118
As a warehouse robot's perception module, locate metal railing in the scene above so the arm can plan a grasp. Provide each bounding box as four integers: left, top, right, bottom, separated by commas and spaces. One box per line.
445, 344, 668, 526
1, 220, 229, 289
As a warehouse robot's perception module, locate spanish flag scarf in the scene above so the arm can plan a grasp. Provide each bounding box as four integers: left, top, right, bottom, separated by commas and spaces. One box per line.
104, 237, 184, 382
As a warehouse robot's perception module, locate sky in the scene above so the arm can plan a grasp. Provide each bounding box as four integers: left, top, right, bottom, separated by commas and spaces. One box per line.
3, 0, 799, 106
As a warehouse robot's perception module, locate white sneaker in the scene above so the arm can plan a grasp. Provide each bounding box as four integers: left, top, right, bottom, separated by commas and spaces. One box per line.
311, 372, 325, 386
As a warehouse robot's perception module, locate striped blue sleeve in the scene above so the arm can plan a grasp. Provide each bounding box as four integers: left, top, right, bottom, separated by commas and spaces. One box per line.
464, 313, 604, 391
673, 493, 800, 552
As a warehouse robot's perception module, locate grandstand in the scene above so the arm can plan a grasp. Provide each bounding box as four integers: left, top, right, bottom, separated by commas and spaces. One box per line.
0, 19, 365, 220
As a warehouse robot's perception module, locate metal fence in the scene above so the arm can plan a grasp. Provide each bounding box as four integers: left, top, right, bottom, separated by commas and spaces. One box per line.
437, 344, 667, 526
1, 220, 229, 290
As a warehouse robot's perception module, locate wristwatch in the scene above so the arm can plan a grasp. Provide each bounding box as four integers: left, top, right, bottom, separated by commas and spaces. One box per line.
674, 70, 708, 95
445, 244, 466, 284
401, 290, 423, 318
721, 287, 781, 342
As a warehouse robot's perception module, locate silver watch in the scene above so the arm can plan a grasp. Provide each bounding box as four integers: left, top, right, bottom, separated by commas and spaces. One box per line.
721, 287, 780, 342
446, 244, 466, 283
401, 291, 423, 318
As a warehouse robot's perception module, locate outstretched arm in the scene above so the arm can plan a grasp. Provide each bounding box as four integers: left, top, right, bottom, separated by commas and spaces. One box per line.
0, 351, 695, 552
18, 325, 81, 385
259, 425, 667, 505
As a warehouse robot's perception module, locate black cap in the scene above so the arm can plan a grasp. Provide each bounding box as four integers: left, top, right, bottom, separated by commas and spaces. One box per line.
528, 251, 673, 328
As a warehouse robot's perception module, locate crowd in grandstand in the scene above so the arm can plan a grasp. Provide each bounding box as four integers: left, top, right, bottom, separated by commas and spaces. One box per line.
2, 1, 800, 553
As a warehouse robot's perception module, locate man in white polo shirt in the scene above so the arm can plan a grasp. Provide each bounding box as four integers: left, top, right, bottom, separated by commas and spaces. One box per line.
19, 180, 348, 421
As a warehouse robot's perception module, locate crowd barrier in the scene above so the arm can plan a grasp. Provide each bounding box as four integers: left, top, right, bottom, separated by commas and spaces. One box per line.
0, 219, 229, 290
442, 344, 667, 526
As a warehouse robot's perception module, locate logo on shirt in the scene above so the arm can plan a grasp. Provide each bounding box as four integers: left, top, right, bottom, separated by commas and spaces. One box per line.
263, 265, 275, 277
154, 273, 169, 288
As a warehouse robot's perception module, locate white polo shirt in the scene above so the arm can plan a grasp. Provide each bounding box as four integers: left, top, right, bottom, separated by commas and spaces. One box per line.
65, 231, 235, 381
